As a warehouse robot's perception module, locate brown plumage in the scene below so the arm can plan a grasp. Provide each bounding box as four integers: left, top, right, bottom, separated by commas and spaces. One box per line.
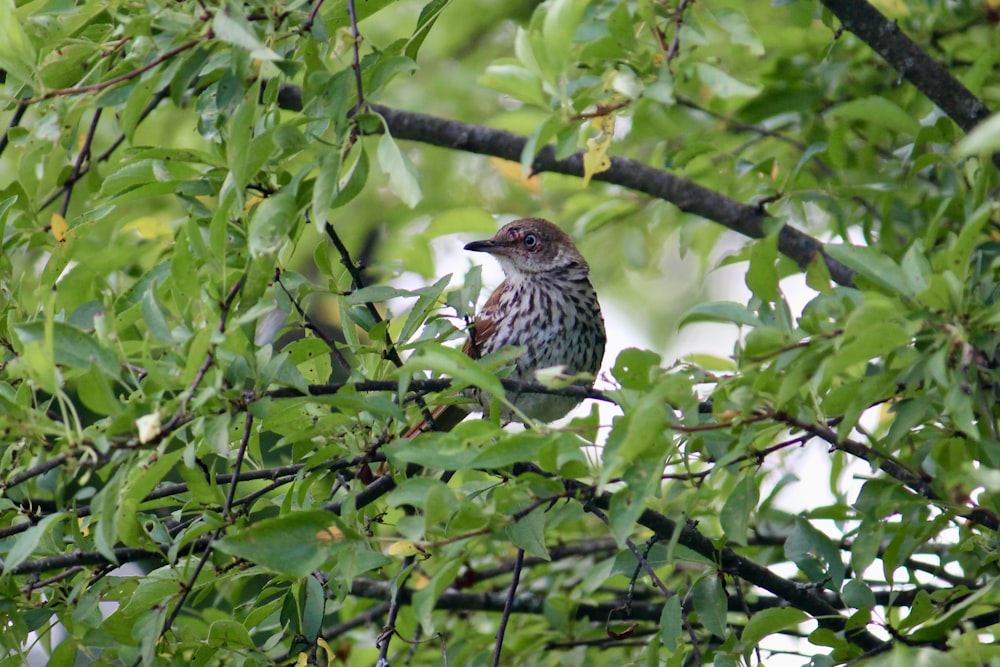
409, 217, 606, 433
461, 218, 606, 422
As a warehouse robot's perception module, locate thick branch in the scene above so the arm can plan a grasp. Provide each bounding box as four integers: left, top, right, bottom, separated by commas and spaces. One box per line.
820, 0, 996, 168
273, 87, 854, 287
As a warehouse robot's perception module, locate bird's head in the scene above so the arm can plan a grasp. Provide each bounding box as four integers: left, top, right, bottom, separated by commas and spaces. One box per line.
464, 218, 589, 277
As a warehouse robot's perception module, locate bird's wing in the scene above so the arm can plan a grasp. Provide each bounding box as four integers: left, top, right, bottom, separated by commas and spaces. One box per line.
462, 279, 507, 360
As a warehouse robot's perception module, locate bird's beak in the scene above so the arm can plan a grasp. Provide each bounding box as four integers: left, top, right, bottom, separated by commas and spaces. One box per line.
464, 239, 500, 253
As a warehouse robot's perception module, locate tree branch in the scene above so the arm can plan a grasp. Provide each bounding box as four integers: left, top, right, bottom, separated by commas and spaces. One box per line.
271, 88, 855, 287
819, 0, 997, 169
266, 377, 615, 403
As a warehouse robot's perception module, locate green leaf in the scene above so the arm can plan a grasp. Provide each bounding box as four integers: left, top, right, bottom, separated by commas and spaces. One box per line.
311, 150, 340, 229
329, 146, 370, 209
478, 63, 549, 108
659, 595, 682, 651
841, 578, 876, 609
213, 8, 281, 61
215, 510, 348, 577
506, 507, 549, 559
746, 235, 779, 301
834, 320, 910, 370
955, 112, 1000, 156
695, 63, 761, 98
407, 343, 506, 400
713, 9, 764, 56
385, 432, 481, 470
248, 191, 298, 257
412, 559, 462, 634
692, 574, 728, 637
1, 513, 68, 576
13, 320, 120, 378
785, 516, 845, 588
297, 575, 325, 641
740, 607, 807, 646
346, 284, 417, 305
849, 520, 884, 574
823, 244, 916, 297
541, 0, 589, 74
827, 96, 920, 135
896, 589, 936, 631
0, 0, 36, 86
377, 133, 422, 208
207, 619, 255, 649
611, 348, 662, 390
116, 450, 184, 549
470, 431, 548, 468
406, 0, 449, 60
680, 302, 763, 328
227, 94, 255, 193
719, 475, 759, 545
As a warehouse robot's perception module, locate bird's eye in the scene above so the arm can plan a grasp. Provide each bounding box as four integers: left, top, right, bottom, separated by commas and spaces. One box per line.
523, 233, 539, 250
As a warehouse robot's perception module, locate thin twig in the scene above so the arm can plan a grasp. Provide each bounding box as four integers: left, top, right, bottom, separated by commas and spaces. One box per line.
733, 576, 761, 664
146, 527, 223, 665
0, 100, 28, 159
266, 377, 615, 403
29, 38, 204, 103
21, 566, 83, 596
321, 225, 437, 426
40, 87, 171, 211
3, 455, 69, 492
162, 277, 244, 433
376, 556, 414, 664
664, 0, 695, 66
60, 109, 103, 219
347, 0, 365, 113
275, 270, 351, 369
223, 412, 254, 520
492, 549, 524, 667
301, 0, 327, 33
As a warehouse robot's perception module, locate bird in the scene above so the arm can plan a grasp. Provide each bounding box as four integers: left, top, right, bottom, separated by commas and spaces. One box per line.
410, 217, 606, 433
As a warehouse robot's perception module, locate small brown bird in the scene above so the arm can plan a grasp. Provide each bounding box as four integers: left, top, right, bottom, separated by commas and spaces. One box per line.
412, 218, 606, 432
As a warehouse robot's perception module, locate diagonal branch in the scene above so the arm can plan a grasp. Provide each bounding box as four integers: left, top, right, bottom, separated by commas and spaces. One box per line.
372, 103, 855, 287
819, 0, 997, 170
270, 87, 855, 287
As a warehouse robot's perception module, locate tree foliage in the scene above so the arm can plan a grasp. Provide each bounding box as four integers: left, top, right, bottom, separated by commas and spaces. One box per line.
2, 0, 1000, 665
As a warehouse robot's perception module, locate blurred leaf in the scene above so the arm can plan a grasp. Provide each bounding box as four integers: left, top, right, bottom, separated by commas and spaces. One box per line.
377, 133, 422, 207
719, 475, 759, 545
841, 579, 876, 610
14, 320, 120, 378
249, 191, 298, 257
506, 507, 548, 559
692, 574, 728, 637
213, 8, 281, 60
611, 348, 662, 390
827, 96, 920, 135
713, 9, 764, 56
1, 513, 68, 576
659, 595, 682, 651
955, 113, 1000, 156
824, 244, 916, 297
408, 343, 506, 399
0, 0, 36, 85
215, 510, 348, 577
541, 0, 588, 75
681, 302, 763, 328
695, 63, 762, 98
740, 608, 807, 646
478, 63, 549, 108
